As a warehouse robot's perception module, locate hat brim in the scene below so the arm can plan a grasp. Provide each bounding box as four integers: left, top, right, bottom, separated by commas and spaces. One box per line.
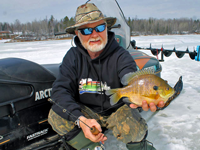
65, 17, 116, 35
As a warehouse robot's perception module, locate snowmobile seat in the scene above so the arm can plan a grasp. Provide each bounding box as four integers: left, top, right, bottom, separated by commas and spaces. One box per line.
0, 58, 56, 118
42, 63, 60, 79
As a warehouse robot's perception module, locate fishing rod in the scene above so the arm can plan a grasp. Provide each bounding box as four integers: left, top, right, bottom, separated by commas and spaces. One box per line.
131, 40, 200, 62
48, 98, 100, 135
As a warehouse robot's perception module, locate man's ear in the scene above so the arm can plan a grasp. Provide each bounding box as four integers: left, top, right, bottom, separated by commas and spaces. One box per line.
75, 30, 78, 36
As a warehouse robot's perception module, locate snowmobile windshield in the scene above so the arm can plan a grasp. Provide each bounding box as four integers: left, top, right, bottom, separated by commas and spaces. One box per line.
91, 0, 131, 49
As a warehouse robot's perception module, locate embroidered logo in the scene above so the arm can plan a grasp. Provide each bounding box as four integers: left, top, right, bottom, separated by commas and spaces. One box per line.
79, 78, 110, 94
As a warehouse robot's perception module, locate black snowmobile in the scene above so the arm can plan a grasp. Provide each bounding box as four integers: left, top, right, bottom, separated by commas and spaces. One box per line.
1, 0, 197, 149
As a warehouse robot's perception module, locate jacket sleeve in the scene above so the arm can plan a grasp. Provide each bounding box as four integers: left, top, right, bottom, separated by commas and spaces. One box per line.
117, 48, 137, 106
117, 48, 137, 81
51, 48, 84, 122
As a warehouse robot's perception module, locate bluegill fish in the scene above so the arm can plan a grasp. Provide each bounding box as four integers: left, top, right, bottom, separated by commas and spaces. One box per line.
106, 69, 175, 106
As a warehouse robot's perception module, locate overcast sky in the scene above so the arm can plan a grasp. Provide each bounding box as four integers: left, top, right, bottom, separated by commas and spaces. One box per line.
1, 0, 200, 24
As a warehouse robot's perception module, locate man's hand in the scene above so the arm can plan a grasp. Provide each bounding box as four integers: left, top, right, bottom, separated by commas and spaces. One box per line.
129, 100, 165, 112
79, 116, 107, 144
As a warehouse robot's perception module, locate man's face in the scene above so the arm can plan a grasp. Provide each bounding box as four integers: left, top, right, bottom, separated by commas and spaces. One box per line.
75, 20, 108, 53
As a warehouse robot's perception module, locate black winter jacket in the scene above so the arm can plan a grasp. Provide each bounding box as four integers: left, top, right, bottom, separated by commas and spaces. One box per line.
51, 31, 137, 122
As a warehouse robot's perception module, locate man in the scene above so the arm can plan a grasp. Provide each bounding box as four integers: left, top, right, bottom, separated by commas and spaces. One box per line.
48, 2, 164, 150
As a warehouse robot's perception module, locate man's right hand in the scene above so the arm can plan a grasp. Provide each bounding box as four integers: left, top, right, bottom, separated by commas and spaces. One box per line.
79, 116, 107, 144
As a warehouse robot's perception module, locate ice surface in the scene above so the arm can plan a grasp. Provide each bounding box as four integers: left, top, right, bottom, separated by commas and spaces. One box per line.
0, 35, 200, 150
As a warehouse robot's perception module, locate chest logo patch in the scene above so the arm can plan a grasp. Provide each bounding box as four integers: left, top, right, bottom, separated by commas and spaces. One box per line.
79, 78, 110, 94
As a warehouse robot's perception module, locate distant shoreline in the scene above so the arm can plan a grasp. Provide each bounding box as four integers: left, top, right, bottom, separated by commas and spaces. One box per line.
1, 37, 73, 43
1, 33, 200, 44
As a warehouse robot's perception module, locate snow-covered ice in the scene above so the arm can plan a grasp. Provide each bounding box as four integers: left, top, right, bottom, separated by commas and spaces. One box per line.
0, 34, 200, 150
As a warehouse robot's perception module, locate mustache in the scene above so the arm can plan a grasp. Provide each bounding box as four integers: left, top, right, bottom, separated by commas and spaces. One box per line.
88, 37, 102, 42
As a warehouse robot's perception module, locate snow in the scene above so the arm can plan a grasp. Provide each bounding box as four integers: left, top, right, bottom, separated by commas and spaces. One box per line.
0, 39, 11, 43
0, 34, 200, 150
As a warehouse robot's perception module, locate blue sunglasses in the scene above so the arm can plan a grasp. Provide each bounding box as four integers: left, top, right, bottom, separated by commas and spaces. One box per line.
78, 23, 106, 35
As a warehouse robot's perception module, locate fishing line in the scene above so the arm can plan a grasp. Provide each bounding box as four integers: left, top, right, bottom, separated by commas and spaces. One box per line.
48, 98, 97, 131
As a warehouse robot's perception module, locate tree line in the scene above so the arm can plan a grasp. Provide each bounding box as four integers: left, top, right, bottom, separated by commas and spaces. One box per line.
1, 15, 200, 39
0, 15, 75, 39
127, 17, 200, 35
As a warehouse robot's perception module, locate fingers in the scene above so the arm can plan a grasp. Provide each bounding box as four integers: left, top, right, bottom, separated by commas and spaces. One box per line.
94, 133, 106, 143
130, 101, 158, 111
85, 131, 106, 143
83, 125, 99, 142
143, 100, 165, 112
142, 100, 149, 111
80, 118, 106, 143
129, 103, 138, 109
80, 118, 102, 132
157, 101, 165, 108
89, 132, 103, 142
141, 100, 165, 112
90, 119, 102, 133
149, 102, 157, 112
100, 136, 108, 144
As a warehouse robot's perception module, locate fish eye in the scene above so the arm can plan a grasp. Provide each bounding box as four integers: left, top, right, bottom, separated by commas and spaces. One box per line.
153, 86, 158, 90
166, 87, 169, 90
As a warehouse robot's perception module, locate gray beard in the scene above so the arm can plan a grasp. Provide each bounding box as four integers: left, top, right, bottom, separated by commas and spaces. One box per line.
78, 32, 108, 53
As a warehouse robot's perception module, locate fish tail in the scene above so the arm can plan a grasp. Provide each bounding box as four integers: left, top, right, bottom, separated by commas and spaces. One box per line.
105, 89, 121, 106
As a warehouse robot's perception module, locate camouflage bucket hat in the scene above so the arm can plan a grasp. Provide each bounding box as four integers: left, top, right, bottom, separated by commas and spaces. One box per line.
65, 3, 116, 34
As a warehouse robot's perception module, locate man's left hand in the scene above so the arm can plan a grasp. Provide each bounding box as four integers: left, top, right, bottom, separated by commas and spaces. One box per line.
129, 100, 165, 112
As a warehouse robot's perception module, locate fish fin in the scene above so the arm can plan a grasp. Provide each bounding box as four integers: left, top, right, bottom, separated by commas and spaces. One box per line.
123, 97, 131, 104
144, 94, 160, 100
121, 72, 135, 85
105, 89, 121, 106
105, 89, 118, 96
155, 93, 160, 100
121, 68, 155, 85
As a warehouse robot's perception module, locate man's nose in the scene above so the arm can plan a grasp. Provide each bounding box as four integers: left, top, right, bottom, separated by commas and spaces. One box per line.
90, 29, 99, 37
